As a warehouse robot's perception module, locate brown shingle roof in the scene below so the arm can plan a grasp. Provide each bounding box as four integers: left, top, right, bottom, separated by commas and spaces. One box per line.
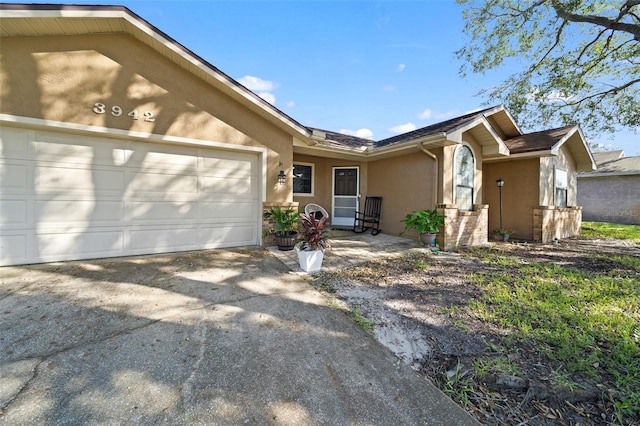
375, 107, 496, 148
504, 125, 575, 154
312, 129, 376, 150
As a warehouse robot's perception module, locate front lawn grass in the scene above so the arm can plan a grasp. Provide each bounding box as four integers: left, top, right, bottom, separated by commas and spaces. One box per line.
581, 221, 640, 243
466, 249, 640, 419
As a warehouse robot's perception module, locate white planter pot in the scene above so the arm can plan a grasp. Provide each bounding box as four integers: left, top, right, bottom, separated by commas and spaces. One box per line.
296, 247, 324, 272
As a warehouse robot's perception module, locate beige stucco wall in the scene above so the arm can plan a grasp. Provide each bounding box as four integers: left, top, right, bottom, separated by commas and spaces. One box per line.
292, 154, 368, 214
540, 145, 578, 207
368, 152, 436, 238
483, 158, 540, 240
0, 33, 294, 201
578, 175, 640, 225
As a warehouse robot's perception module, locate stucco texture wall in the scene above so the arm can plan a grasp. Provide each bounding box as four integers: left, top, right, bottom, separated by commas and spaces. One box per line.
483, 158, 540, 241
0, 33, 294, 201
292, 154, 368, 214
368, 152, 436, 238
578, 175, 640, 225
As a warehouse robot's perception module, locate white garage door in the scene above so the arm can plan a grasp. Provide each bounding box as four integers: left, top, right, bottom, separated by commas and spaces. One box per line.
0, 126, 261, 266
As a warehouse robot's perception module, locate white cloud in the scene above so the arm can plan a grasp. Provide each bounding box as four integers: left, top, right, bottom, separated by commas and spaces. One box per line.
417, 108, 432, 120
435, 110, 459, 119
382, 85, 396, 92
257, 92, 276, 104
238, 75, 279, 91
389, 122, 416, 134
397, 63, 406, 72
286, 100, 295, 108
418, 108, 460, 121
339, 128, 375, 140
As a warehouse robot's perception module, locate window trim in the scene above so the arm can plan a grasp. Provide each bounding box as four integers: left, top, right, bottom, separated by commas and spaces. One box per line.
454, 144, 475, 211
555, 168, 568, 208
293, 162, 314, 196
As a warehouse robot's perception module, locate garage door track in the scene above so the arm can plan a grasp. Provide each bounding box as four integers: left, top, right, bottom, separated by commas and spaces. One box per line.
0, 247, 476, 425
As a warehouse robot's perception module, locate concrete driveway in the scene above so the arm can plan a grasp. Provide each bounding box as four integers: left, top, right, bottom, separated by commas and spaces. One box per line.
0, 247, 477, 425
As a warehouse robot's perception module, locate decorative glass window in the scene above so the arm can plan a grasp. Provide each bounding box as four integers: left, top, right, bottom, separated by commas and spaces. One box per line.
555, 169, 568, 207
455, 145, 475, 211
293, 163, 313, 195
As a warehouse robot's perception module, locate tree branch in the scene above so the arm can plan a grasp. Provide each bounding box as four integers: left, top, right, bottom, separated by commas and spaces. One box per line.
551, 0, 640, 40
563, 77, 640, 107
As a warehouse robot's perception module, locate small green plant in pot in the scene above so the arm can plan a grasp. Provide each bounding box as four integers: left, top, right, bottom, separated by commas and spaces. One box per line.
400, 209, 445, 246
263, 207, 300, 251
493, 228, 513, 242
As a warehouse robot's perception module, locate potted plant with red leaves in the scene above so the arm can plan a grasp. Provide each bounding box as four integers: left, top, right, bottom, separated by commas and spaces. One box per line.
296, 212, 330, 272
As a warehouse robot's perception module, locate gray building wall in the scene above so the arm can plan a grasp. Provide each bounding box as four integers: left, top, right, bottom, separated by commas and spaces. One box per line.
577, 175, 640, 224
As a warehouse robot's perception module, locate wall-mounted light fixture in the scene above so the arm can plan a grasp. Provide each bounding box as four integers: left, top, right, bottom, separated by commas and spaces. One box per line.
277, 169, 286, 185
496, 178, 505, 230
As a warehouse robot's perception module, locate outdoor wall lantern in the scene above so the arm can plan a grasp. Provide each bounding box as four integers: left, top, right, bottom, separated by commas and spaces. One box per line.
277, 169, 286, 185
496, 178, 505, 230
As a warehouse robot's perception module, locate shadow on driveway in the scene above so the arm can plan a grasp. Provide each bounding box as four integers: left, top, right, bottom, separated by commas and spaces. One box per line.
0, 247, 476, 425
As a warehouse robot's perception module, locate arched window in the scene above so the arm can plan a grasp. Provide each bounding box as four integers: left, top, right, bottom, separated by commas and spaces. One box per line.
455, 145, 474, 211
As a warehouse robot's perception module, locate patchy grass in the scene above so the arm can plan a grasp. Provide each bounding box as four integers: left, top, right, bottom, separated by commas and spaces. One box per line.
466, 249, 640, 419
350, 307, 376, 336
581, 221, 640, 243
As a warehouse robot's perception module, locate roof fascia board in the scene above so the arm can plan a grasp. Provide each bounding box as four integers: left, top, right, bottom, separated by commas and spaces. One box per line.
550, 126, 596, 170
487, 150, 554, 161
448, 117, 510, 156
578, 171, 640, 177
294, 133, 447, 160
1, 6, 311, 139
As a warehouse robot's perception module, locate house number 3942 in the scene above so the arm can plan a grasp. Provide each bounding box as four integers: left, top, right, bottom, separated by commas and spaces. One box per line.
92, 103, 155, 122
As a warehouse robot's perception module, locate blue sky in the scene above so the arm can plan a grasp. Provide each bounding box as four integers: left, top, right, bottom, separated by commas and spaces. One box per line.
6, 0, 639, 155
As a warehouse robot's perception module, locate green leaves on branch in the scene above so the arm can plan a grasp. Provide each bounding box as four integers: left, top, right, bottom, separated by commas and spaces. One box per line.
456, 0, 640, 135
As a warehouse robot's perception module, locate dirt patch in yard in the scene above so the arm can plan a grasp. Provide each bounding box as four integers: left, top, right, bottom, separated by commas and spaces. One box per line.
311, 237, 640, 425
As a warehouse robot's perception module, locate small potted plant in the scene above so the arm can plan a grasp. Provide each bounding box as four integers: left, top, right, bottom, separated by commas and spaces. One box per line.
263, 206, 300, 251
296, 212, 330, 272
493, 228, 513, 242
400, 209, 445, 246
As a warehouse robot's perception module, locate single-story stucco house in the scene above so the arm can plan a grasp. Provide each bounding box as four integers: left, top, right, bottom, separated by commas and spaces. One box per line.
577, 151, 640, 225
0, 4, 595, 266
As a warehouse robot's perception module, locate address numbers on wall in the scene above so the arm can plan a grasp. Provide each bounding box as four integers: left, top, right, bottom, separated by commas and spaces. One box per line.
92, 103, 155, 122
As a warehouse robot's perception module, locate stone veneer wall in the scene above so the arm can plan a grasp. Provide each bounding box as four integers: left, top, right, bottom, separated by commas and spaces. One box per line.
262, 201, 299, 247
436, 204, 488, 251
533, 206, 582, 243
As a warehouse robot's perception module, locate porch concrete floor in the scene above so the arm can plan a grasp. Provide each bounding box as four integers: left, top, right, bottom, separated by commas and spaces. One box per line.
266, 230, 423, 273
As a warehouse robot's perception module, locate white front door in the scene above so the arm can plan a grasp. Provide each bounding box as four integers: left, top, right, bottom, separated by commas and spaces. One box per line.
331, 167, 359, 227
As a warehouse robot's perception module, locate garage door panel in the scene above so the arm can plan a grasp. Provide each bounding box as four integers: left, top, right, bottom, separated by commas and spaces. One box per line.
129, 227, 198, 252
128, 170, 198, 195
35, 165, 125, 194
35, 229, 124, 258
199, 224, 255, 248
0, 128, 29, 159
36, 199, 124, 225
1, 199, 29, 226
199, 155, 254, 174
200, 201, 255, 221
1, 162, 29, 190
128, 142, 198, 172
127, 200, 197, 222
0, 234, 29, 265
200, 175, 256, 196
33, 135, 126, 167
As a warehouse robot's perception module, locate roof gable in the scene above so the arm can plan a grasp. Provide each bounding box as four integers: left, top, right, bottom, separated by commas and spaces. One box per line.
0, 3, 310, 139
505, 126, 596, 171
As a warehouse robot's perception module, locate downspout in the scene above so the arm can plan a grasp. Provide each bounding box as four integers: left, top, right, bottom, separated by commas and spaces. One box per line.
419, 144, 438, 208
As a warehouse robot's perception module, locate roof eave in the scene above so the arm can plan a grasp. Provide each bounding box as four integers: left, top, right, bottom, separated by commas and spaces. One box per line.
0, 4, 312, 140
